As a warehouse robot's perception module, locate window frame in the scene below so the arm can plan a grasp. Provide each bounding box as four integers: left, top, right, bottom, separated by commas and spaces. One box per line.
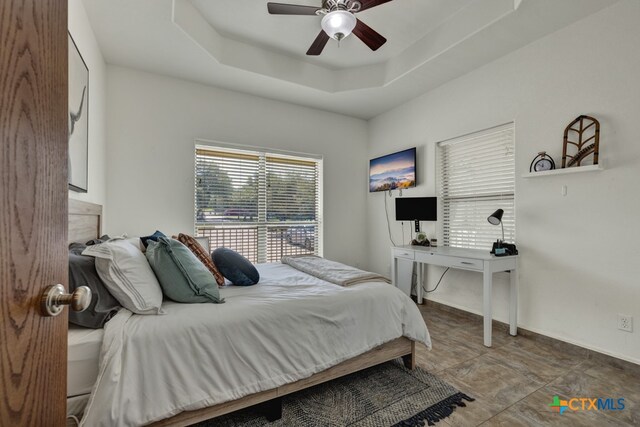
194, 139, 324, 262
436, 123, 516, 251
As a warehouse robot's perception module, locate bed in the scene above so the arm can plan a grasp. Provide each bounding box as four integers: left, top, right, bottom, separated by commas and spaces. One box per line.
67, 326, 103, 418
67, 199, 431, 426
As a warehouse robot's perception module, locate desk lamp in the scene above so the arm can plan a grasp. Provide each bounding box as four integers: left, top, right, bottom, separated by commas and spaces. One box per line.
487, 209, 517, 256
487, 209, 504, 241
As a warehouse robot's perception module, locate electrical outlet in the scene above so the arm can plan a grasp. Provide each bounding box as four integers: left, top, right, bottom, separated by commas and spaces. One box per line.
618, 314, 633, 332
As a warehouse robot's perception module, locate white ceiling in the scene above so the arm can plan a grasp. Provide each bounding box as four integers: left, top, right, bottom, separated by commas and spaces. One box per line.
190, 0, 475, 69
83, 0, 618, 119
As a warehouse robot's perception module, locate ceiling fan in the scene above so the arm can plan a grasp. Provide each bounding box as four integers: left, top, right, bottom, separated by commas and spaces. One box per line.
267, 0, 392, 56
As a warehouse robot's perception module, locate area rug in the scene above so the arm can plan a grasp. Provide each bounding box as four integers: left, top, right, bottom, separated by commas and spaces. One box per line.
198, 359, 473, 427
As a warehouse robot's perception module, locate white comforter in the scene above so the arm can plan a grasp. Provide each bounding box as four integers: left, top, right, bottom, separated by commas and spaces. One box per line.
81, 263, 431, 426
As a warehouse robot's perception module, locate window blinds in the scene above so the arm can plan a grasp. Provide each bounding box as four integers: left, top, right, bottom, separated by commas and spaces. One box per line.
266, 156, 319, 223
195, 145, 321, 263
438, 123, 515, 250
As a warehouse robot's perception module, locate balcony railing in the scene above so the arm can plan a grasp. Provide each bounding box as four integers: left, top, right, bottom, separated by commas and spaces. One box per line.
266, 225, 316, 262
196, 224, 317, 264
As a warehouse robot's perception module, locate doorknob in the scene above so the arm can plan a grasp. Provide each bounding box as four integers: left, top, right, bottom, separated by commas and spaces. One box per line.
40, 284, 92, 317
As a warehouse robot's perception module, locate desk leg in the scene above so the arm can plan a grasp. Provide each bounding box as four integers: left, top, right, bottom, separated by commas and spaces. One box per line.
416, 263, 423, 305
509, 269, 518, 336
391, 249, 397, 287
483, 267, 493, 347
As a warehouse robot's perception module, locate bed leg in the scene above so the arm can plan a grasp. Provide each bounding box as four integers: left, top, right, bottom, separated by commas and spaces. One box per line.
262, 397, 283, 422
402, 341, 417, 370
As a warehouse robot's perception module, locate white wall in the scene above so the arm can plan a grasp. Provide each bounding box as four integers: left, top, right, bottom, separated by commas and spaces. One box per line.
68, 0, 108, 225
105, 66, 369, 268
367, 0, 640, 364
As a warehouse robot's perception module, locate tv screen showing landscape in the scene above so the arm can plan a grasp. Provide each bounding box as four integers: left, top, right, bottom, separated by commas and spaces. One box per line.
369, 148, 417, 192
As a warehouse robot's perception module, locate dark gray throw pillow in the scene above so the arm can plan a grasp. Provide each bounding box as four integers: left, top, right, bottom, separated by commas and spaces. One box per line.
69, 243, 121, 328
212, 247, 260, 286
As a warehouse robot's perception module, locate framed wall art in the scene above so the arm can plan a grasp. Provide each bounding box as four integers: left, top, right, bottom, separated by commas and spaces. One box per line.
68, 32, 89, 193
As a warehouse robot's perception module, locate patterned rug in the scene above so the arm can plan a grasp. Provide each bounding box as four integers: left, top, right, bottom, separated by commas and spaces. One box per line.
197, 359, 473, 427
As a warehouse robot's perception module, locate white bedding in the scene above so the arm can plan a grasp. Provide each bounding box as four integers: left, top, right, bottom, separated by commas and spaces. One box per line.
68, 326, 104, 397
81, 263, 431, 426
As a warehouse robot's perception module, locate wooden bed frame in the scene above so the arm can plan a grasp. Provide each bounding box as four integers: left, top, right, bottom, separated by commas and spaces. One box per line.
68, 199, 417, 427
68, 198, 103, 244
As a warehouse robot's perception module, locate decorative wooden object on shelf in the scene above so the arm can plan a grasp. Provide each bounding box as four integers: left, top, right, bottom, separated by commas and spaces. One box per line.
562, 115, 600, 168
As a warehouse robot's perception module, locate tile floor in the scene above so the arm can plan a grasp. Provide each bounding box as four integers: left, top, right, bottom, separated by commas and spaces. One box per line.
415, 302, 640, 426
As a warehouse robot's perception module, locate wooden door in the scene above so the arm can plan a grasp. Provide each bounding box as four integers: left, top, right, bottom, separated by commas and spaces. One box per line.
0, 0, 68, 425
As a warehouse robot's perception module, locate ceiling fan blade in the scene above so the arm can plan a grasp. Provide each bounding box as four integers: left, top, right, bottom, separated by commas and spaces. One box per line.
267, 2, 320, 15
307, 30, 330, 55
352, 19, 387, 51
358, 0, 393, 12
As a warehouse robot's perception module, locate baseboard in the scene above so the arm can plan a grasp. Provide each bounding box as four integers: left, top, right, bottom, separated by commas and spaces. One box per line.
517, 324, 640, 367
423, 298, 640, 367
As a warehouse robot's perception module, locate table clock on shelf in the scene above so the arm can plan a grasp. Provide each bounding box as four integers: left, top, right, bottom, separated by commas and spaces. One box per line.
529, 151, 556, 172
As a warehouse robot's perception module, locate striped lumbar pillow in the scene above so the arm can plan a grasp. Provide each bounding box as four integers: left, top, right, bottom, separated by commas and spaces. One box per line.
175, 233, 225, 287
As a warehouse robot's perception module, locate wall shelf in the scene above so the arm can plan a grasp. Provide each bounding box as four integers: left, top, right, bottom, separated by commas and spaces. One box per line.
522, 164, 603, 178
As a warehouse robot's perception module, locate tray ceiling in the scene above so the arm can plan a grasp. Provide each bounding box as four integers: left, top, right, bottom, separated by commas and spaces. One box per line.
83, 0, 619, 119
190, 0, 475, 70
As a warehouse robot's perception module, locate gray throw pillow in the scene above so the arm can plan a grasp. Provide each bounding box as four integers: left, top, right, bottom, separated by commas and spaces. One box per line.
146, 237, 224, 304
68, 243, 121, 328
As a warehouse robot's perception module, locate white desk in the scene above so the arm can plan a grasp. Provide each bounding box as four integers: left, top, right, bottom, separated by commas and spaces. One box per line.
391, 245, 518, 347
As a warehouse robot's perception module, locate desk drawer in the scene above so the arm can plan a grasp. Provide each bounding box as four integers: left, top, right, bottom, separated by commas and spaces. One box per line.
447, 257, 484, 270
393, 248, 415, 260
415, 253, 484, 271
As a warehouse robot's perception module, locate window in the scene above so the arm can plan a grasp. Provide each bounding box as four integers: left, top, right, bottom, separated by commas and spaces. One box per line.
195, 144, 322, 263
438, 123, 515, 250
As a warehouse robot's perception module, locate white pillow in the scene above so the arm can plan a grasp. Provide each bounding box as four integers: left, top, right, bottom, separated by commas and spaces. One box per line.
82, 239, 164, 315
125, 237, 146, 253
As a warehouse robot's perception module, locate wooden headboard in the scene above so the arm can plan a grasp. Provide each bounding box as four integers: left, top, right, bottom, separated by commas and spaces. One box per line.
68, 198, 103, 244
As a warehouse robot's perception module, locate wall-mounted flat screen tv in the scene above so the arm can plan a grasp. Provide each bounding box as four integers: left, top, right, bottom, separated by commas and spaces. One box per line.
369, 147, 416, 192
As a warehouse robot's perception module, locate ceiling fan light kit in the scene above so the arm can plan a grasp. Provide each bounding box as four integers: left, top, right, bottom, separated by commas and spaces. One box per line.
321, 10, 357, 41
267, 0, 389, 55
